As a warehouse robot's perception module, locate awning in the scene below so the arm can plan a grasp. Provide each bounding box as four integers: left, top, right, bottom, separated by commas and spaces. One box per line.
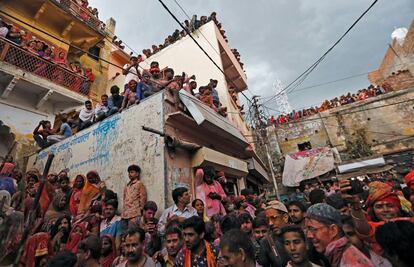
248, 157, 270, 183
337, 157, 385, 173
179, 90, 249, 148
337, 164, 394, 180
192, 147, 248, 177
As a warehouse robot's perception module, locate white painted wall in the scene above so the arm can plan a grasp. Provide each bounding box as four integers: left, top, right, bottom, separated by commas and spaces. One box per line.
29, 92, 166, 208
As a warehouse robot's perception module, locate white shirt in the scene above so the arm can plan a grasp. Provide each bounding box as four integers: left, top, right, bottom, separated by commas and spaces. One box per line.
94, 102, 109, 115
157, 204, 198, 234
123, 63, 139, 86
0, 27, 9, 38
79, 107, 94, 122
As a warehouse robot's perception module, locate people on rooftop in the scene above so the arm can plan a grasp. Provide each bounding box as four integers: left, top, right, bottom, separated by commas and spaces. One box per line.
270, 82, 397, 126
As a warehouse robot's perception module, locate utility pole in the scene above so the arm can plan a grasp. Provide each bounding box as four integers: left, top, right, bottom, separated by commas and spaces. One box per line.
250, 96, 281, 200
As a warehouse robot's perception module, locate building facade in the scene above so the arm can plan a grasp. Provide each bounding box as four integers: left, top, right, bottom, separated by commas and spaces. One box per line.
0, 0, 112, 166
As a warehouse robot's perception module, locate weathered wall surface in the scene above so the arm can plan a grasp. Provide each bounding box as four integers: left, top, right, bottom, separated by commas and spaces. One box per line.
28, 93, 166, 208
270, 88, 414, 157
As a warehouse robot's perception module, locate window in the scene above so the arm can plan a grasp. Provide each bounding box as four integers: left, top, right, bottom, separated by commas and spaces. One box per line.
88, 46, 100, 61
297, 141, 312, 151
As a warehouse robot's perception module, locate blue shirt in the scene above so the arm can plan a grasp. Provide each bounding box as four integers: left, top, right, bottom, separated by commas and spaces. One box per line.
100, 215, 122, 237
61, 123, 72, 138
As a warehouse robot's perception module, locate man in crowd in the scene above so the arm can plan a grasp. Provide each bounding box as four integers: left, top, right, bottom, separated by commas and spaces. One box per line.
219, 229, 257, 267
100, 199, 122, 248
162, 226, 184, 267
47, 116, 72, 143
305, 203, 374, 267
281, 225, 321, 267
258, 200, 290, 267
136, 201, 158, 228
95, 94, 118, 122
287, 200, 306, 228
78, 100, 94, 131
119, 227, 159, 267
174, 216, 219, 267
158, 187, 197, 235
195, 167, 227, 217
76, 236, 101, 267
121, 165, 147, 230
123, 56, 141, 91
33, 120, 53, 148
108, 85, 124, 110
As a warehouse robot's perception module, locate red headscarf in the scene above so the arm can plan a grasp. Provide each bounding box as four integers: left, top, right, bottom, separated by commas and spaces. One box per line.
66, 223, 87, 254
69, 174, 86, 216
404, 170, 414, 190
100, 234, 117, 267
21, 232, 51, 267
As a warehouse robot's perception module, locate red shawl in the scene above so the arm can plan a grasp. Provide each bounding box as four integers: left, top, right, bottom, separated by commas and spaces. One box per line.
65, 223, 87, 254
21, 232, 51, 267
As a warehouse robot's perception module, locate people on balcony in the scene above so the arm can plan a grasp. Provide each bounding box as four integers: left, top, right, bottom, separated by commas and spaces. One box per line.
47, 116, 73, 144
0, 20, 9, 37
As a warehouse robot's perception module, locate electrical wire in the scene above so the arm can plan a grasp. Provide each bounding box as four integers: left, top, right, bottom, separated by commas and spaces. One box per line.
263, 0, 379, 105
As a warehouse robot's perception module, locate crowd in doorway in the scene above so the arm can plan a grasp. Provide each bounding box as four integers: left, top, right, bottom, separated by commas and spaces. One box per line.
1, 154, 414, 267
268, 82, 396, 126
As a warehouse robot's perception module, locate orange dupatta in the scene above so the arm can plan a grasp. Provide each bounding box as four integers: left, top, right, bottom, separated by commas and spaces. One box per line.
78, 179, 100, 215
184, 241, 216, 267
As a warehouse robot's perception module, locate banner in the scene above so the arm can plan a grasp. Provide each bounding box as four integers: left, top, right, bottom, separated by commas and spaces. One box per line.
282, 147, 335, 187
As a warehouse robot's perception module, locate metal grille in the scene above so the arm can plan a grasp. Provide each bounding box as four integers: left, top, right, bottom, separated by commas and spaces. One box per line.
0, 38, 90, 96
53, 0, 104, 32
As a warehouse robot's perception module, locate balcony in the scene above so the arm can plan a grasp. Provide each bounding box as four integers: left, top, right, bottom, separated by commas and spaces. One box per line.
1, 0, 105, 50
0, 38, 90, 96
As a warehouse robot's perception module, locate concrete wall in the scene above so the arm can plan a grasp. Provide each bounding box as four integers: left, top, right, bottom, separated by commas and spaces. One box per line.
270, 88, 414, 157
28, 93, 166, 208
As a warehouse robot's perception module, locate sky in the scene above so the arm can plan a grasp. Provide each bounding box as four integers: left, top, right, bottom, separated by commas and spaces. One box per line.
89, 0, 413, 114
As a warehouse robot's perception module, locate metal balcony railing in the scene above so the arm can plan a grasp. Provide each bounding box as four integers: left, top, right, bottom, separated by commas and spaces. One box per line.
0, 38, 90, 96
52, 0, 105, 34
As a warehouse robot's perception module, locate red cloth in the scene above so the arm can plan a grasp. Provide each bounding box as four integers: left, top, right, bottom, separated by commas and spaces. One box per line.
66, 223, 87, 254
404, 170, 414, 189
69, 174, 85, 216
100, 234, 117, 267
21, 232, 51, 267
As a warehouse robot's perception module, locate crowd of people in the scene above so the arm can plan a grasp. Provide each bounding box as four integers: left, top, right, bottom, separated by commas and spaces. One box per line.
32, 57, 233, 149
0, 18, 94, 92
56, 0, 106, 31
139, 13, 244, 71
1, 153, 414, 267
268, 82, 395, 126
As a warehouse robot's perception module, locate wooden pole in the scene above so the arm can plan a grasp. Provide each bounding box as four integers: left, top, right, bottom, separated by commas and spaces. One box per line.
13, 153, 54, 267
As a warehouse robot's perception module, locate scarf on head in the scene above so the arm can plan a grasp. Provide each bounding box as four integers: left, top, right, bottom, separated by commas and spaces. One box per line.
66, 223, 87, 254
69, 174, 85, 216
100, 234, 117, 267
21, 232, 51, 267
404, 170, 414, 190
184, 241, 216, 267
78, 177, 100, 215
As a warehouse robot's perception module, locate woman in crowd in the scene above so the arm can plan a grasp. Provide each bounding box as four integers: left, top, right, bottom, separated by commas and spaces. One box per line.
69, 174, 85, 217
192, 199, 209, 222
